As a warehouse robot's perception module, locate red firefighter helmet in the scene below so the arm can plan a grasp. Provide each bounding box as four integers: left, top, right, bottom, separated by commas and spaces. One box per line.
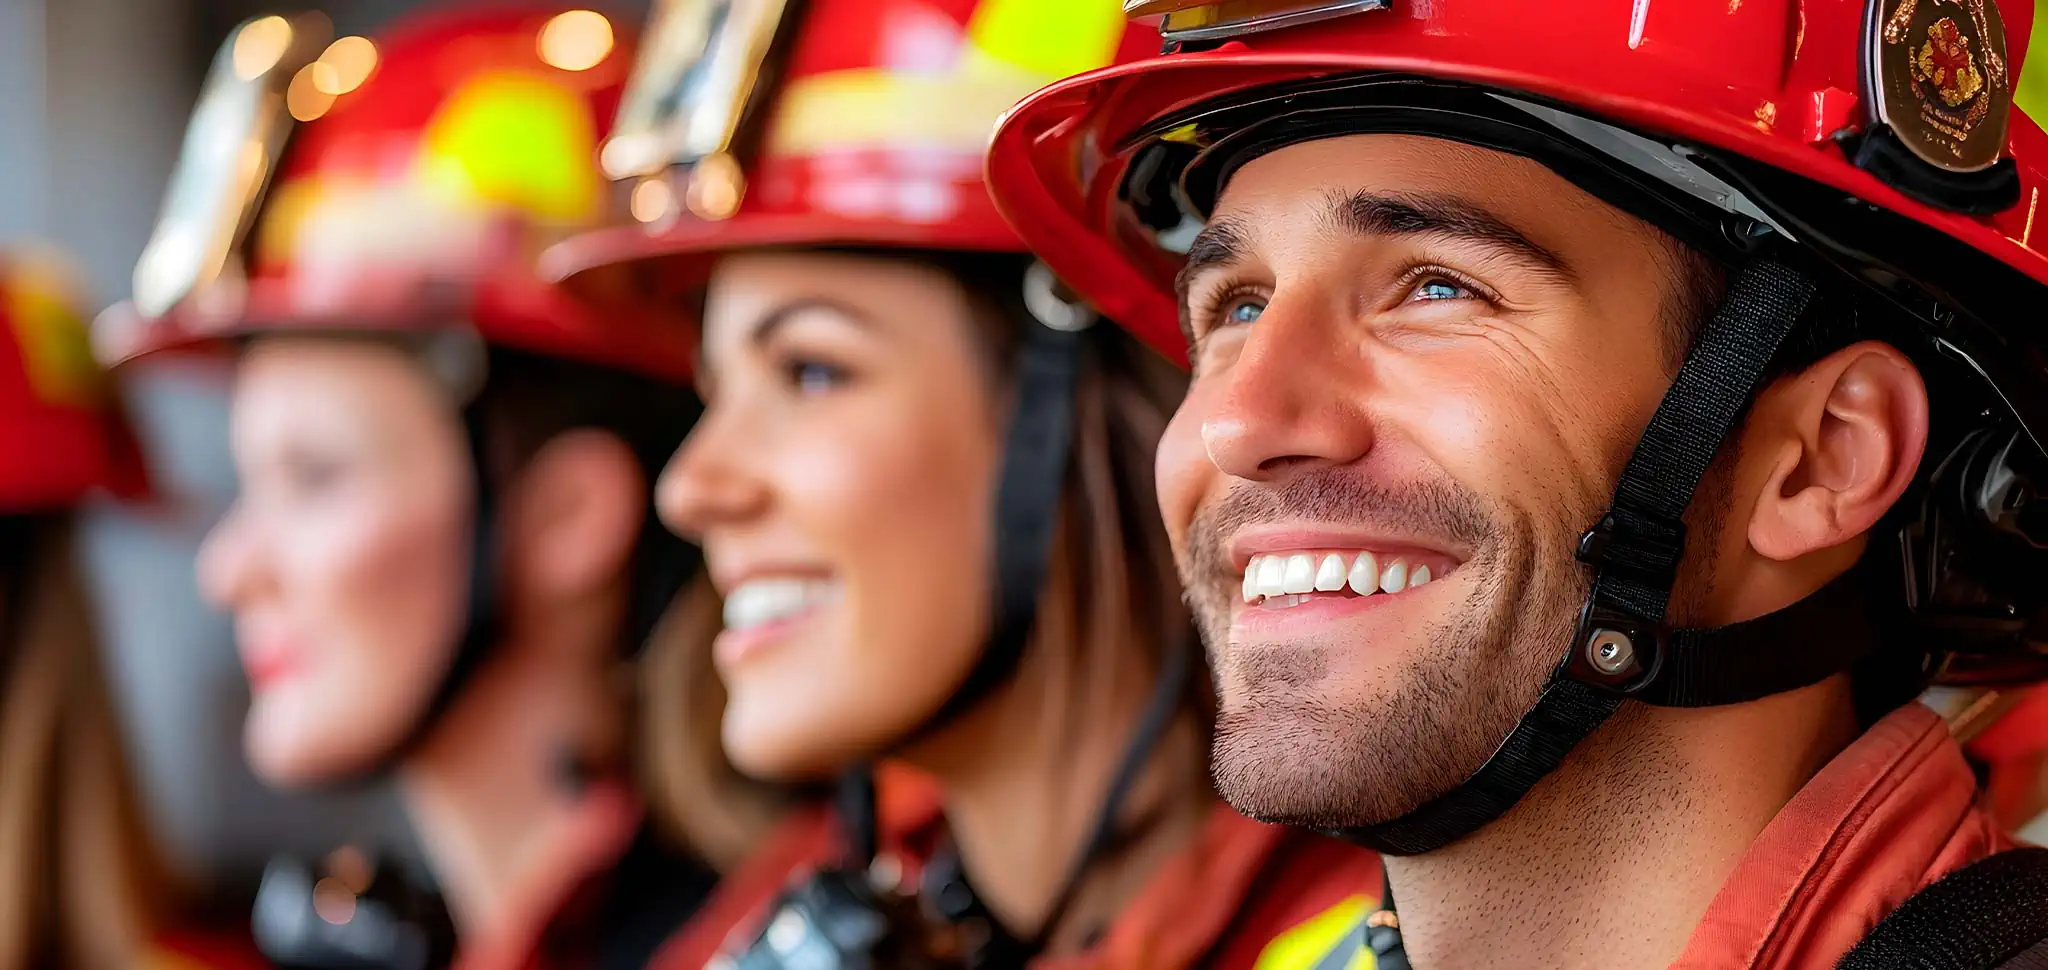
99, 2, 693, 380
985, 0, 2048, 363
1, 248, 148, 511
541, 0, 1158, 296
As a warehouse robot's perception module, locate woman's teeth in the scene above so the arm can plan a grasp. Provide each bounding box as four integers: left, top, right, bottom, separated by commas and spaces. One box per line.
1241, 551, 1438, 606
723, 578, 837, 632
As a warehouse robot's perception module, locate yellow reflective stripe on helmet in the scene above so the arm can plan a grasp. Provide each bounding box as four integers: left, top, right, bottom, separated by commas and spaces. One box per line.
1254, 894, 1376, 970
3, 257, 101, 408
966, 0, 1125, 81
767, 0, 1129, 158
768, 67, 1052, 154
417, 71, 602, 224
253, 174, 342, 268
2014, 4, 2048, 126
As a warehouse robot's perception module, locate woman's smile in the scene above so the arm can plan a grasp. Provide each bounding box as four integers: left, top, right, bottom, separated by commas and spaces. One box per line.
714, 575, 843, 669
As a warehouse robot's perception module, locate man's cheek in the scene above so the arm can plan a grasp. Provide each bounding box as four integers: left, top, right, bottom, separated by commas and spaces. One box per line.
1380, 355, 1577, 486
1211, 655, 1264, 712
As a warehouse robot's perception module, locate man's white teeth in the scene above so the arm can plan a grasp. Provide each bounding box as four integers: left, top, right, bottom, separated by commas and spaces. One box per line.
1282, 554, 1316, 594
1380, 559, 1408, 594
1241, 550, 1441, 604
724, 579, 835, 633
1247, 558, 1277, 601
1314, 554, 1346, 592
1349, 551, 1379, 596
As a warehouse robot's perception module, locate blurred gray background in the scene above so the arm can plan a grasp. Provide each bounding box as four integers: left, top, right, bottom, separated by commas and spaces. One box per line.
1, 0, 644, 898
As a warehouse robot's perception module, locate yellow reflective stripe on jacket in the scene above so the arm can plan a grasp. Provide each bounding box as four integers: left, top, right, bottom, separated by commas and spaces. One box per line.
1253, 893, 1376, 970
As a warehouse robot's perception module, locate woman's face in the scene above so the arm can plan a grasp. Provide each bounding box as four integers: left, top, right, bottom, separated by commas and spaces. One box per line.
658, 252, 1002, 780
198, 339, 473, 786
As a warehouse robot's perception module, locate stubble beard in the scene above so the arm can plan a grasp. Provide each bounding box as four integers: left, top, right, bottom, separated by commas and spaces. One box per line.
1183, 477, 1590, 831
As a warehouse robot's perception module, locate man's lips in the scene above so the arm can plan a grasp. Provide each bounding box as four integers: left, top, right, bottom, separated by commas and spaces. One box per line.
1226, 560, 1462, 643
1226, 526, 1469, 575
1230, 586, 1426, 635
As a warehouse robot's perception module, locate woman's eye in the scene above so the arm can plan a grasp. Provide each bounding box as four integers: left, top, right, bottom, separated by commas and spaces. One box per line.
281, 459, 345, 495
787, 359, 848, 395
1411, 278, 1474, 302
1223, 298, 1265, 326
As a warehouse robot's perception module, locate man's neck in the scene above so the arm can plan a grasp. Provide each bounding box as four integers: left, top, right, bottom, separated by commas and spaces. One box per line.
1386, 677, 1860, 970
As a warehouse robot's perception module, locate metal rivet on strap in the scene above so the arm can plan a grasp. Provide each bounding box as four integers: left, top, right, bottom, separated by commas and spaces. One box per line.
765, 909, 807, 953
1587, 629, 1635, 676
867, 852, 904, 893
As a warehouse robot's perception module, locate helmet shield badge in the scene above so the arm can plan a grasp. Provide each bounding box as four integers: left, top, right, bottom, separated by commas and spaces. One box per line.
1856, 0, 2020, 212
132, 13, 331, 321
600, 0, 801, 225
1125, 0, 1389, 44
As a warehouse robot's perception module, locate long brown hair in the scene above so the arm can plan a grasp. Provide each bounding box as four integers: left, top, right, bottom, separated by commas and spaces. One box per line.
634, 574, 785, 868
0, 514, 178, 970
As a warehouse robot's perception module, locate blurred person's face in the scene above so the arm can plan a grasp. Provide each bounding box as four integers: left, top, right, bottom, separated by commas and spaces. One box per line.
657, 252, 1001, 779
199, 338, 473, 785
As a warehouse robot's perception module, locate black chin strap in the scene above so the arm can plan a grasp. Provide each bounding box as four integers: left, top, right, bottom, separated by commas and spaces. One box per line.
1337, 258, 1882, 857
357, 408, 700, 784
404, 413, 505, 758
0, 516, 36, 687
827, 267, 1198, 955
833, 270, 1089, 858
908, 303, 1089, 738
1638, 569, 1879, 707
1029, 632, 1193, 951
832, 270, 1090, 862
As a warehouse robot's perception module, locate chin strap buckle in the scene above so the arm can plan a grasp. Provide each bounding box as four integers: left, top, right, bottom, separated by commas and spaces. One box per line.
1566, 603, 1667, 694
1575, 508, 1687, 584
1568, 505, 1682, 695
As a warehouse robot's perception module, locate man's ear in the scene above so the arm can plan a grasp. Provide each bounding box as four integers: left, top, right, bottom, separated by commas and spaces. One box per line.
501, 429, 647, 603
1743, 340, 1929, 562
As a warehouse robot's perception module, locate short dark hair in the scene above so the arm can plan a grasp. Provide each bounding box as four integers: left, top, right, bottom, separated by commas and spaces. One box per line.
1655, 238, 1726, 374
1656, 242, 1920, 384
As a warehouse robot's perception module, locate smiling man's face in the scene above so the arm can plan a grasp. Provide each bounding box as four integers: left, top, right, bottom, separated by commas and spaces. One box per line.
1160, 134, 1720, 828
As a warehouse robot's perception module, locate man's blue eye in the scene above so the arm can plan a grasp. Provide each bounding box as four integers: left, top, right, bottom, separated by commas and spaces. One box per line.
1415, 279, 1470, 301
1227, 301, 1264, 324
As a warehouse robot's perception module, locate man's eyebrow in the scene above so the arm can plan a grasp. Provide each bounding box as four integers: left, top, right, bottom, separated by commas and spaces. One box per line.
1326, 189, 1574, 282
1175, 217, 1253, 344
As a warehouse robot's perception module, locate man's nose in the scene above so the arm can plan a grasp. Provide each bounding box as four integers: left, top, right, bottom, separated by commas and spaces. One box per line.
1200, 291, 1377, 482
